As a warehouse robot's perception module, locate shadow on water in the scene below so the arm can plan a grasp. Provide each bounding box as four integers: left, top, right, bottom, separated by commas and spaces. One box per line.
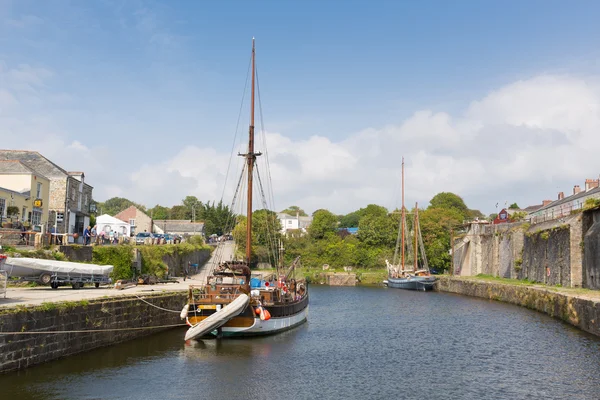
1, 285, 600, 400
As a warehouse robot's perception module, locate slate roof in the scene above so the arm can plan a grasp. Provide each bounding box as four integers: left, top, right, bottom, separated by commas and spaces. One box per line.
0, 150, 68, 178
0, 160, 51, 181
0, 160, 35, 174
535, 186, 600, 212
522, 204, 544, 213
0, 186, 29, 197
153, 220, 204, 234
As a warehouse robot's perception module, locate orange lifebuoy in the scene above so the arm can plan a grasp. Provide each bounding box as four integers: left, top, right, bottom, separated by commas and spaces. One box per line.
263, 309, 271, 321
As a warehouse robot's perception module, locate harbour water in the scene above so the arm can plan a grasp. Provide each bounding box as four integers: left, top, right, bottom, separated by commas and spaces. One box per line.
2, 285, 600, 399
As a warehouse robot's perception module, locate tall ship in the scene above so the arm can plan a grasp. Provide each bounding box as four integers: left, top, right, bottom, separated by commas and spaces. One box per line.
182, 39, 309, 340
385, 157, 437, 291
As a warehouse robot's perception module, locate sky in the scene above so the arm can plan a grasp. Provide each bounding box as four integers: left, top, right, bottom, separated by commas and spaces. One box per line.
2, 0, 600, 216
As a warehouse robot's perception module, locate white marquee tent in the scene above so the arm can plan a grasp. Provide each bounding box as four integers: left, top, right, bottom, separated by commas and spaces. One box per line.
96, 214, 131, 237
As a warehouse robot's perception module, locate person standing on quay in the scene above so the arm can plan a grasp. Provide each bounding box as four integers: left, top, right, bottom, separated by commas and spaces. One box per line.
83, 225, 91, 245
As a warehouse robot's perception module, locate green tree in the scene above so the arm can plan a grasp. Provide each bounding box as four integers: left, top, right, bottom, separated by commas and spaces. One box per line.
280, 205, 307, 216
467, 209, 485, 219
252, 209, 283, 246
339, 211, 360, 228
97, 197, 145, 216
199, 200, 236, 236
309, 209, 338, 239
357, 213, 398, 247
510, 211, 528, 221
358, 204, 388, 219
508, 203, 520, 210
429, 192, 469, 219
170, 205, 188, 219
419, 207, 464, 271
183, 196, 202, 220
147, 205, 170, 220
339, 204, 388, 228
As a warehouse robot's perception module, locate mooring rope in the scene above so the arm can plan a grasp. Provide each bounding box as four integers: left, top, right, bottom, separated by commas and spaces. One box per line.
0, 323, 188, 335
132, 293, 182, 313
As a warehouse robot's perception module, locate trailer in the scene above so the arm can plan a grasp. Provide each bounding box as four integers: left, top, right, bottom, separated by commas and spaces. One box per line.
48, 273, 112, 289
2, 257, 113, 289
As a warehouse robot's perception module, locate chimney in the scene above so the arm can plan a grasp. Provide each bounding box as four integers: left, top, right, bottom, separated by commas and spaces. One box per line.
542, 199, 553, 206
573, 185, 581, 195
585, 179, 599, 191
558, 192, 564, 200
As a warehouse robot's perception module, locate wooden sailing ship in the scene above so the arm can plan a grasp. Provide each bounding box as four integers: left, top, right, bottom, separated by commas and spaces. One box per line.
182, 39, 309, 340
385, 157, 437, 291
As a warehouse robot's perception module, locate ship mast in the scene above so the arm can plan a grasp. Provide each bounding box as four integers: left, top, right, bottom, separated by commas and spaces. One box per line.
414, 202, 418, 272
245, 38, 259, 263
401, 157, 405, 272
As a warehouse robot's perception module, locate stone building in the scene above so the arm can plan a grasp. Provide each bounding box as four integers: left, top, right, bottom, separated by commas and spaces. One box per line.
0, 151, 93, 241
529, 178, 600, 223
114, 206, 152, 236
0, 160, 50, 228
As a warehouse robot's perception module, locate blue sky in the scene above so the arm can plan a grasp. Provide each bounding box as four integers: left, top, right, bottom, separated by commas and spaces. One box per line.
2, 0, 600, 215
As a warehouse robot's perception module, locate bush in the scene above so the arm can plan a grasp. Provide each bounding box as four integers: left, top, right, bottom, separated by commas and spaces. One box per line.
187, 235, 204, 245
92, 245, 135, 280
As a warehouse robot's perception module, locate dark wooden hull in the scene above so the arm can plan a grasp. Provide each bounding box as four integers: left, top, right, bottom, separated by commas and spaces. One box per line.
387, 276, 437, 291
187, 291, 309, 338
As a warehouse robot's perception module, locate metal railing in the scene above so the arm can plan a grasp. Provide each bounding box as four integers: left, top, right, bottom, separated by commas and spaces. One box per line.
528, 202, 585, 224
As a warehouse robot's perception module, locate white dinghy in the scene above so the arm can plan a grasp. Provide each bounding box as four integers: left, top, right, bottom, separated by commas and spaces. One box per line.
184, 294, 250, 341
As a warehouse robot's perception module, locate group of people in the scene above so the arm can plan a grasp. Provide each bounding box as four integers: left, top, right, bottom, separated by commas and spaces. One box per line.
83, 225, 120, 246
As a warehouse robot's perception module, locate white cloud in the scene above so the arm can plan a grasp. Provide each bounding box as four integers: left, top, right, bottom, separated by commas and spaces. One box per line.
3, 67, 600, 215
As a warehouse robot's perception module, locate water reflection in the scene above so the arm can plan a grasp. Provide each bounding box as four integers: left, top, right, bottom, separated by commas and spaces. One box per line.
1, 286, 600, 400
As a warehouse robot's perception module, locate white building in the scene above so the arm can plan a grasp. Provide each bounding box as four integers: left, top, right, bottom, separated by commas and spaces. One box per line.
277, 213, 312, 234
529, 179, 600, 223
96, 214, 131, 237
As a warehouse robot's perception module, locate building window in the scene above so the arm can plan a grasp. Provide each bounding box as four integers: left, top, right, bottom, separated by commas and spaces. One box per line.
129, 219, 135, 226
36, 182, 42, 199
22, 206, 27, 222
84, 194, 88, 206
32, 210, 42, 225
288, 220, 292, 224
0, 198, 5, 217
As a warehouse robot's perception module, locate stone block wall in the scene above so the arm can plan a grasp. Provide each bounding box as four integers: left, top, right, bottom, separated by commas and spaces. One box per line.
59, 245, 93, 262
326, 273, 356, 286
522, 225, 571, 286
453, 213, 585, 288
0, 292, 186, 374
583, 209, 600, 289
437, 277, 600, 338
162, 248, 211, 276
48, 178, 66, 213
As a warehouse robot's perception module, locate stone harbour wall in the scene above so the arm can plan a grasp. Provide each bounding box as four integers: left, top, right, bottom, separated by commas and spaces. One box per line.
326, 272, 356, 286
437, 277, 600, 338
0, 292, 187, 374
454, 213, 585, 288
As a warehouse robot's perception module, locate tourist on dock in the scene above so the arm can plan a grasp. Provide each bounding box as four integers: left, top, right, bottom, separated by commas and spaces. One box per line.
183, 263, 190, 281
91, 225, 97, 245
19, 222, 27, 245
83, 226, 91, 245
